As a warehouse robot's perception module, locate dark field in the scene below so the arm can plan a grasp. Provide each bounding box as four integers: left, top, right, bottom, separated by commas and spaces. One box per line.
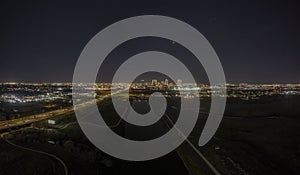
178, 95, 300, 175
0, 95, 299, 175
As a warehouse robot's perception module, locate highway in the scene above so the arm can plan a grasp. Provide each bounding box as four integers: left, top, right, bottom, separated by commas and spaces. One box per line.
0, 91, 222, 175
118, 98, 221, 175
0, 92, 117, 132
119, 100, 190, 175
0, 106, 74, 131
164, 113, 221, 175
66, 98, 221, 175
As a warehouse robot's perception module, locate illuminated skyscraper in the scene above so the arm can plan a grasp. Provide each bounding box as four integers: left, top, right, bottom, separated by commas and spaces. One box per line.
151, 79, 158, 86
165, 79, 169, 85
177, 79, 182, 86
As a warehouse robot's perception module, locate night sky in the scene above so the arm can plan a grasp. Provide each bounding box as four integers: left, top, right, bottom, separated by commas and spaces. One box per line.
0, 0, 299, 83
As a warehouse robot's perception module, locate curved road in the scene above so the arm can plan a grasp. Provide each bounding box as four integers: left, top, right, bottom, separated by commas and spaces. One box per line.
2, 135, 68, 175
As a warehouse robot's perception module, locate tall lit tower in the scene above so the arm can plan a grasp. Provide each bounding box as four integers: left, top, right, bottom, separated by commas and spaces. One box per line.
177, 79, 182, 86
151, 79, 158, 86
165, 79, 169, 85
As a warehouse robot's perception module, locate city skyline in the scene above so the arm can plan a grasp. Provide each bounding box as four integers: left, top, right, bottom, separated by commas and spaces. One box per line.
0, 1, 299, 175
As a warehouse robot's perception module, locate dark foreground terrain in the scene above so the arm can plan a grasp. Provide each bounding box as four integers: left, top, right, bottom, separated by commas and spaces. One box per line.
0, 95, 299, 175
